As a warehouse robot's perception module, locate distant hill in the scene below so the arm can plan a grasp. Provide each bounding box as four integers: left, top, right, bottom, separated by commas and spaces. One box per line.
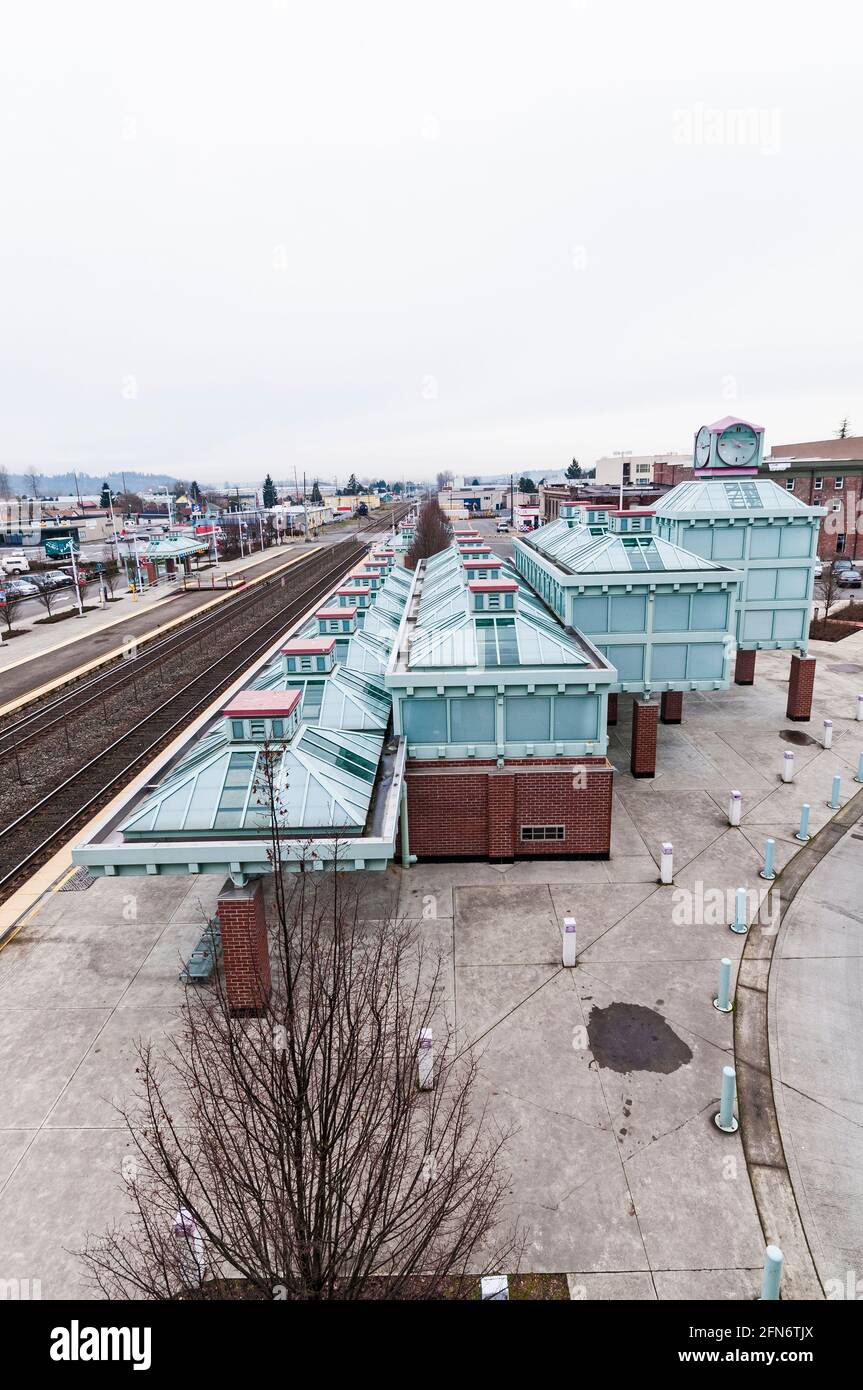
1, 470, 205, 497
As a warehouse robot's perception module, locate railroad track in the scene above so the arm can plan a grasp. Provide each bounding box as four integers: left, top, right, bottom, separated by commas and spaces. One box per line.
0, 539, 373, 904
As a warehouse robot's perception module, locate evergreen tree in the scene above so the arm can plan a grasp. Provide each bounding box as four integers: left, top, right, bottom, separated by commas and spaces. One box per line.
262, 474, 277, 508
836, 418, 851, 440
565, 458, 582, 480
189, 480, 202, 503
518, 476, 537, 494
345, 473, 360, 495
99, 481, 112, 508
310, 480, 323, 504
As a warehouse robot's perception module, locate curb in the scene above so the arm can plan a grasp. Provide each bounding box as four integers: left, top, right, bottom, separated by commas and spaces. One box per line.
734, 786, 863, 1300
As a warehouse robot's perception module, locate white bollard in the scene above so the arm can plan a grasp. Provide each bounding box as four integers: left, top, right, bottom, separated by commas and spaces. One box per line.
562, 916, 577, 968
782, 750, 794, 783
171, 1208, 206, 1289
417, 1028, 434, 1090
823, 719, 833, 750
660, 842, 673, 885
857, 693, 863, 722
728, 790, 742, 827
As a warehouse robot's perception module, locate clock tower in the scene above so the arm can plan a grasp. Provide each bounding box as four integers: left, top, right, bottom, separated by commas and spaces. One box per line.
692, 416, 764, 476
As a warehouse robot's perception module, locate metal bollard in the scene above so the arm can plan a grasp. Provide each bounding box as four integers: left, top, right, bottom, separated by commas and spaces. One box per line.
857, 694, 863, 722
713, 957, 733, 1013
417, 1028, 434, 1090
823, 719, 833, 750
729, 887, 748, 935
562, 916, 577, 968
856, 752, 863, 785
828, 774, 841, 810
781, 750, 794, 783
760, 1245, 784, 1301
760, 838, 776, 881
795, 803, 811, 843
660, 842, 673, 884
728, 790, 742, 827
714, 1064, 739, 1133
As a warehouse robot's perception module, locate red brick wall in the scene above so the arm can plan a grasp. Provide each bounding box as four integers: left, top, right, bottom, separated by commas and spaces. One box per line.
405, 758, 613, 859
217, 880, 271, 1014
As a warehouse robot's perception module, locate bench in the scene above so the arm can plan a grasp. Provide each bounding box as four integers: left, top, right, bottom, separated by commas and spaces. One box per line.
180, 919, 223, 983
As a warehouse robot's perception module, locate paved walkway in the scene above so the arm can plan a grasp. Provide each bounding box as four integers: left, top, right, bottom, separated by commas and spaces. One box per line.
0, 638, 861, 1297
771, 812, 863, 1299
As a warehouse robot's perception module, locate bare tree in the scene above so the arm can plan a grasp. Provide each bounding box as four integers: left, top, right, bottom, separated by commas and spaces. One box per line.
80, 757, 518, 1300
405, 499, 453, 571
436, 470, 453, 492
33, 580, 62, 619
25, 465, 41, 498
816, 560, 842, 620
0, 589, 28, 636
0, 465, 12, 500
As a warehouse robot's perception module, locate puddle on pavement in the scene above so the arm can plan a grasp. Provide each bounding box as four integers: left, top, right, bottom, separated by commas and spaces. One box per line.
587, 1002, 692, 1075
828, 663, 863, 674
779, 729, 818, 747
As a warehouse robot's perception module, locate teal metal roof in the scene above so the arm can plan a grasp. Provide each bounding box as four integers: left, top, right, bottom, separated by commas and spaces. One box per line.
145, 534, 209, 559
555, 533, 732, 575
654, 477, 823, 517
407, 544, 591, 671
120, 725, 384, 838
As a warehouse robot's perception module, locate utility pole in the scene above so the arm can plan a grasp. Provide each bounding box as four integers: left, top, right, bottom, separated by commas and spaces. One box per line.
302, 471, 309, 540
510, 474, 514, 526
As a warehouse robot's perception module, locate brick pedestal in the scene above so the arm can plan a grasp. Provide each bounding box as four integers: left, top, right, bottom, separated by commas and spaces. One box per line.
660, 690, 683, 724
630, 700, 659, 778
216, 880, 271, 1014
607, 693, 618, 727
786, 654, 816, 722
734, 649, 757, 686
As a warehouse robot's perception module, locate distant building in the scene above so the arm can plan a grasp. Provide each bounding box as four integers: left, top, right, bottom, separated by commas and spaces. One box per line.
594, 452, 690, 487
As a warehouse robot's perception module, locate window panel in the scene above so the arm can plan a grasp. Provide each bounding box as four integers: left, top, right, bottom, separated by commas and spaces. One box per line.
651, 643, 687, 679
691, 592, 729, 629
403, 698, 448, 743
687, 643, 724, 679
609, 594, 647, 633
712, 529, 745, 560
553, 695, 599, 740
505, 696, 551, 741
653, 594, 690, 631
449, 697, 495, 742
605, 644, 644, 680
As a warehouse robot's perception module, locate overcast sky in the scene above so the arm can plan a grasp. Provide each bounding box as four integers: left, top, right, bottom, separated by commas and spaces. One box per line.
2, 1, 861, 485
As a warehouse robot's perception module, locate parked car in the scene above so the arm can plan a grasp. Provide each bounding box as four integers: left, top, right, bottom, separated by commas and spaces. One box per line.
836, 567, 862, 588
2, 577, 40, 598
496, 521, 509, 533
1, 550, 31, 575
32, 571, 75, 591
833, 558, 853, 572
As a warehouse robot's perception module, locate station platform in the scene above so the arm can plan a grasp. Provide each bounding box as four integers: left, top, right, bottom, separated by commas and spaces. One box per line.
0, 545, 319, 714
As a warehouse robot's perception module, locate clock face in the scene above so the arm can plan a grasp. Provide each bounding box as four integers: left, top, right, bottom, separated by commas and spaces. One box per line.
694, 426, 711, 467
716, 422, 758, 467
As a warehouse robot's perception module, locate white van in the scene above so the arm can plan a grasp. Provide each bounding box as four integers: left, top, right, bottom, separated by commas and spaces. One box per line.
1, 551, 31, 575
496, 520, 509, 534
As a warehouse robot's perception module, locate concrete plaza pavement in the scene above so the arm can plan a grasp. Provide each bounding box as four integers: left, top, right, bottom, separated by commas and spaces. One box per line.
0, 636, 862, 1298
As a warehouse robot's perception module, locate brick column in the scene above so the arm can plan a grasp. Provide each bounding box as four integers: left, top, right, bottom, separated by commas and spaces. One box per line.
734, 649, 757, 685
786, 654, 816, 722
487, 773, 515, 859
607, 693, 618, 727
630, 700, 659, 778
660, 690, 683, 724
217, 880, 271, 1014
